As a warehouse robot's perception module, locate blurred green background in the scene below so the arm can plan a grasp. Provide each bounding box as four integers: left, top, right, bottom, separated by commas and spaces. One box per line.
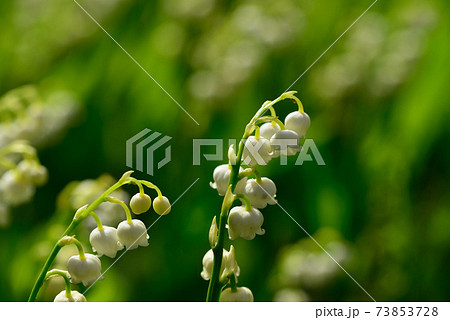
1, 0, 449, 301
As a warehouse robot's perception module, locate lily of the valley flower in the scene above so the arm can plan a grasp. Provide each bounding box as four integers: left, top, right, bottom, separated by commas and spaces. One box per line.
130, 193, 152, 214
220, 287, 254, 302
284, 111, 310, 138
54, 290, 87, 302
259, 122, 281, 140
242, 136, 272, 167
16, 159, 48, 186
89, 226, 124, 258
227, 205, 265, 240
117, 219, 149, 250
210, 164, 247, 196
270, 129, 300, 157
0, 170, 34, 206
201, 246, 240, 281
67, 253, 104, 287
153, 195, 171, 215
244, 178, 277, 209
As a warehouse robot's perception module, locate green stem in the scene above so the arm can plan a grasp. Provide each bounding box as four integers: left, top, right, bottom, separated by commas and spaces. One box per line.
28, 174, 131, 302
105, 196, 133, 224
71, 237, 86, 260
235, 194, 252, 211
230, 273, 237, 292
28, 220, 79, 302
90, 211, 103, 231
45, 270, 72, 297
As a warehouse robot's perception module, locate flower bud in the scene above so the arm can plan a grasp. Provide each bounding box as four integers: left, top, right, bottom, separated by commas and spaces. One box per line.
244, 178, 277, 209
54, 290, 87, 302
242, 136, 272, 167
89, 226, 124, 258
209, 216, 218, 248
220, 287, 254, 302
210, 164, 246, 196
117, 219, 149, 250
67, 253, 104, 287
153, 196, 171, 215
285, 111, 310, 138
260, 122, 280, 140
130, 193, 151, 214
228, 206, 265, 240
270, 129, 300, 157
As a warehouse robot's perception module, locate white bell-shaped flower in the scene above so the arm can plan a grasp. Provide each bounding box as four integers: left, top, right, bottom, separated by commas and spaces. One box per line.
242, 136, 272, 167
244, 178, 277, 209
228, 206, 265, 240
130, 193, 152, 214
220, 287, 254, 302
285, 111, 310, 138
54, 290, 87, 302
201, 247, 240, 281
67, 253, 104, 287
16, 160, 48, 186
210, 164, 247, 196
0, 170, 34, 206
117, 219, 149, 250
260, 122, 280, 140
153, 196, 171, 215
89, 226, 124, 258
270, 129, 300, 157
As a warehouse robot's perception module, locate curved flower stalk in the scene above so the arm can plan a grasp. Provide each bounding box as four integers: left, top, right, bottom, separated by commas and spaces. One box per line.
45, 269, 86, 302
0, 140, 48, 226
28, 171, 171, 302
206, 91, 310, 301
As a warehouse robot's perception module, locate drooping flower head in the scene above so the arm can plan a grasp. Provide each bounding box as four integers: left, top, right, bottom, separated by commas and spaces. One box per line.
67, 253, 104, 287
220, 287, 254, 302
242, 136, 272, 167
117, 219, 149, 250
210, 164, 247, 196
284, 111, 310, 138
54, 290, 87, 302
243, 178, 277, 209
227, 205, 265, 240
89, 226, 123, 258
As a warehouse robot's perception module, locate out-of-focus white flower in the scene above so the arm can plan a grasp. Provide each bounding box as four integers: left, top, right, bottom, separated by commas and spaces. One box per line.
220, 287, 254, 302
242, 136, 272, 166
201, 246, 240, 281
0, 170, 35, 206
67, 253, 104, 287
130, 193, 152, 214
270, 130, 300, 157
16, 159, 48, 186
228, 205, 265, 240
117, 219, 149, 250
284, 111, 310, 138
243, 178, 277, 209
273, 288, 309, 302
153, 196, 171, 215
260, 122, 281, 140
54, 290, 87, 302
89, 226, 124, 258
210, 164, 246, 196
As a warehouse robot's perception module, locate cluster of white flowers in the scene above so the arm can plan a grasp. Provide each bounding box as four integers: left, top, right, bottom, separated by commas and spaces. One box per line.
0, 85, 80, 149
39, 172, 171, 302
0, 140, 48, 227
271, 228, 352, 301
205, 93, 311, 301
